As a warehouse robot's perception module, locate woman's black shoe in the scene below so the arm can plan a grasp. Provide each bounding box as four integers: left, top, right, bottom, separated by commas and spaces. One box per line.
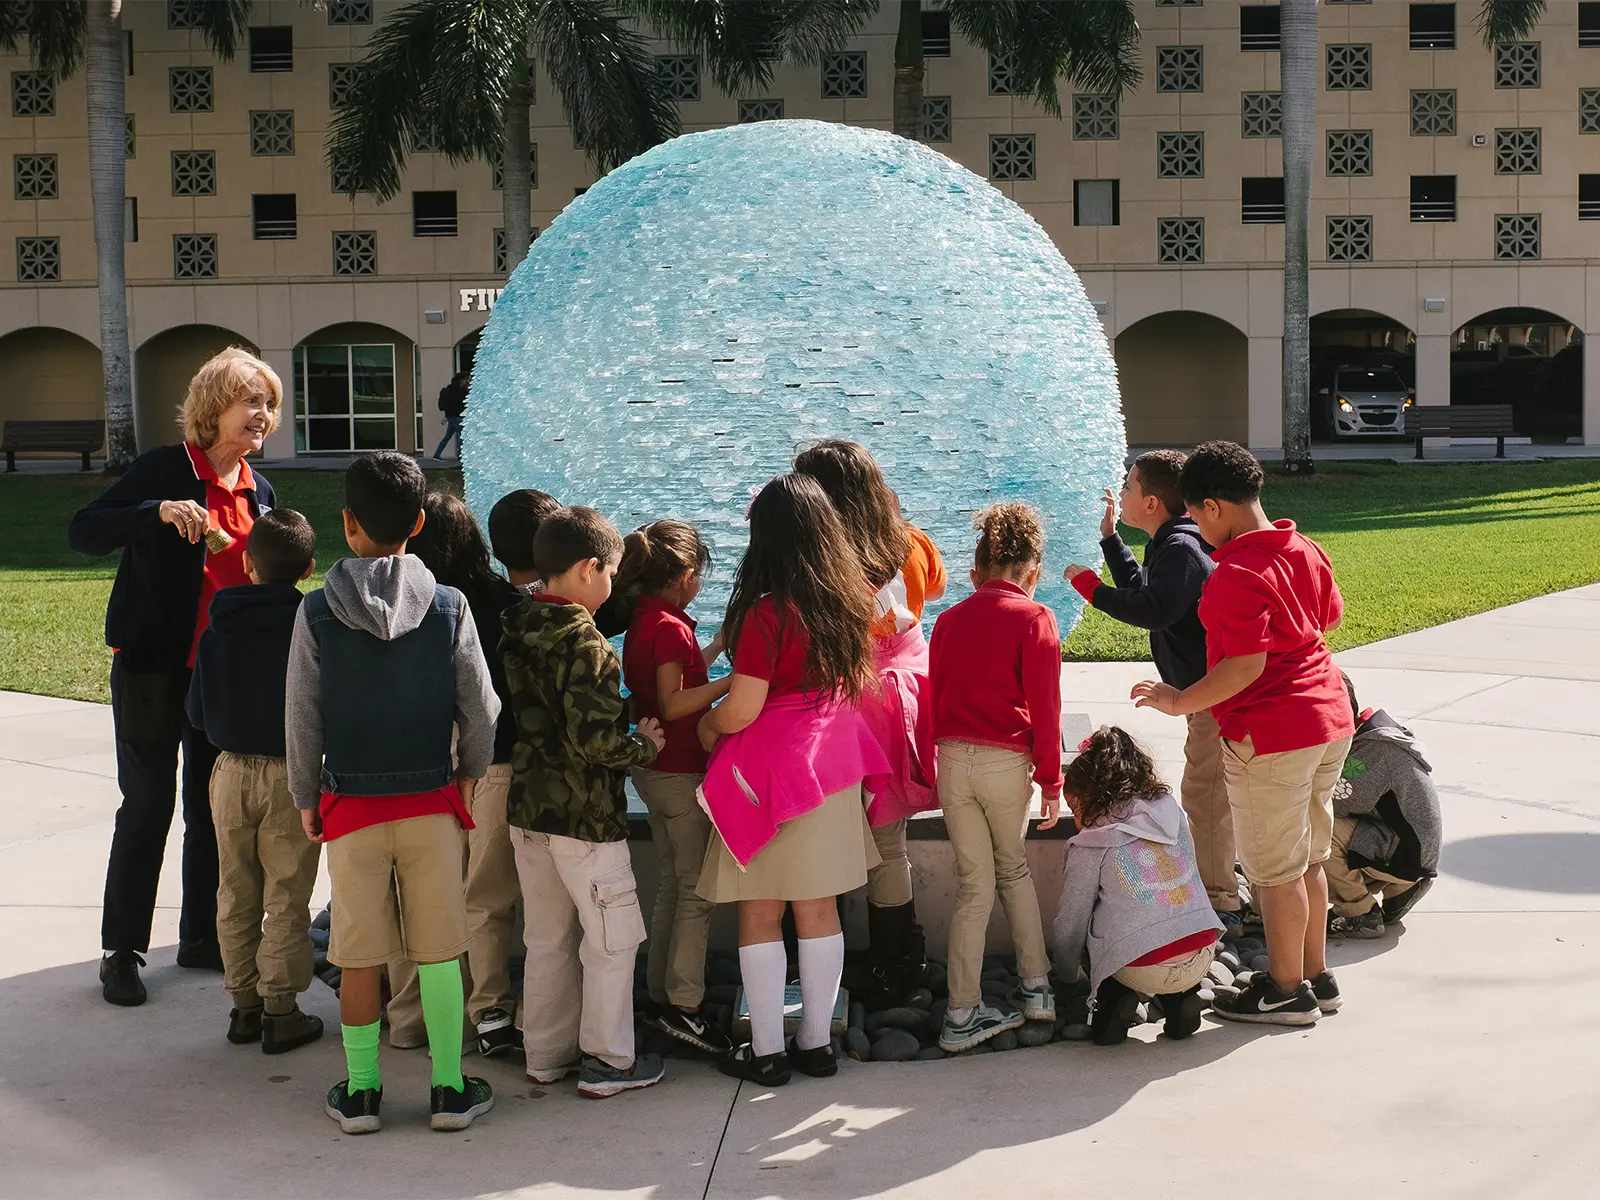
786, 1035, 838, 1078
1161, 986, 1204, 1040
717, 1043, 791, 1086
1090, 976, 1140, 1046
176, 939, 224, 971
100, 951, 147, 1007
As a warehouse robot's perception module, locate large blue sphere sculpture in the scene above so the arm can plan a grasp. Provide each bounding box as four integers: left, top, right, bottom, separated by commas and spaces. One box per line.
464, 120, 1125, 625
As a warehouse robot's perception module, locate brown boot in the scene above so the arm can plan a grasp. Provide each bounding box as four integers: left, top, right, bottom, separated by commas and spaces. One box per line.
262, 1006, 325, 1055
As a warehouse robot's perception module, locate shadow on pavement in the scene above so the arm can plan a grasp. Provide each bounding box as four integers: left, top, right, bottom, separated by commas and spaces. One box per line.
1442, 832, 1600, 894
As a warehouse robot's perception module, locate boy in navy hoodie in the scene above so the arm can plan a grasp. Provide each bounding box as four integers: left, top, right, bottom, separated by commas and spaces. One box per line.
186, 509, 322, 1054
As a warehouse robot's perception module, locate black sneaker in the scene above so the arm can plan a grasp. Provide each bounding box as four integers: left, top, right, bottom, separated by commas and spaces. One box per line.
1328, 908, 1385, 940
1308, 970, 1342, 1014
653, 1006, 733, 1055
717, 1043, 791, 1087
578, 1054, 665, 1098
227, 1006, 263, 1044
1211, 974, 1320, 1026
786, 1035, 838, 1078
430, 1076, 494, 1130
100, 951, 147, 1007
325, 1080, 382, 1134
1381, 876, 1433, 925
262, 1007, 324, 1054
1090, 977, 1141, 1046
474, 1007, 522, 1058
175, 939, 224, 971
1161, 985, 1205, 1040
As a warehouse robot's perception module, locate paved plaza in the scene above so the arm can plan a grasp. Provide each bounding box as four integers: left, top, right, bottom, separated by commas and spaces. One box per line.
2, 586, 1598, 1198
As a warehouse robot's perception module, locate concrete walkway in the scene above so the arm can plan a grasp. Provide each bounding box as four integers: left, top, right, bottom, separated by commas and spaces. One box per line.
2, 586, 1598, 1198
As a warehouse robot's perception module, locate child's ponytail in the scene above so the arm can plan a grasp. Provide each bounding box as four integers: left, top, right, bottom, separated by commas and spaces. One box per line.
1062, 726, 1167, 828
613, 519, 711, 625
975, 501, 1046, 572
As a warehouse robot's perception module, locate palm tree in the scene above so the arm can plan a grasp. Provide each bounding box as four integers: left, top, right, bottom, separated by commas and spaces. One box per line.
0, 1, 250, 471
329, 0, 877, 275
888, 0, 1141, 143
1280, 0, 1546, 473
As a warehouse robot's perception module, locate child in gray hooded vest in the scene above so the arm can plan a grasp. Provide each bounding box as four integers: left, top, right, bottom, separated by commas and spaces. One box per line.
1053, 727, 1223, 1046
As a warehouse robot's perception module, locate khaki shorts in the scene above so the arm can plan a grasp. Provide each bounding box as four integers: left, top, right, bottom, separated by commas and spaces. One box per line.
1221, 735, 1352, 889
327, 812, 470, 969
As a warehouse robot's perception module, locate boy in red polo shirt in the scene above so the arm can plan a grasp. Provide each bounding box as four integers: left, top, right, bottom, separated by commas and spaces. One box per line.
1132, 441, 1353, 1026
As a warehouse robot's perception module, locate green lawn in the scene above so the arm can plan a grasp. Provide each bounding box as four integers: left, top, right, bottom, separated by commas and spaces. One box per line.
3, 460, 1599, 703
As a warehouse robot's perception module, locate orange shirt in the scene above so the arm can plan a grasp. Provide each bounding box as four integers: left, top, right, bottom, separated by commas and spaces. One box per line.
186, 442, 257, 667
870, 525, 946, 639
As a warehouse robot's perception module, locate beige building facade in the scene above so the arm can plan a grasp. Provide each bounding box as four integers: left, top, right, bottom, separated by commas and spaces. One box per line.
2, 0, 1597, 459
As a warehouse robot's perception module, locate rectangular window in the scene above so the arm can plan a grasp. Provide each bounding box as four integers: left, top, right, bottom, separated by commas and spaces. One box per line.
249, 27, 293, 72
124, 30, 134, 75
1410, 174, 1456, 221
293, 343, 397, 453
1580, 174, 1600, 220
1240, 6, 1280, 52
252, 194, 297, 239
1582, 2, 1600, 47
1409, 5, 1455, 50
125, 197, 138, 243
1241, 176, 1285, 223
413, 191, 458, 237
922, 9, 951, 57
1074, 180, 1120, 227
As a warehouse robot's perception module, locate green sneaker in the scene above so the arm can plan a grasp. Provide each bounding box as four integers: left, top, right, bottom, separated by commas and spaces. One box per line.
938, 1002, 1025, 1053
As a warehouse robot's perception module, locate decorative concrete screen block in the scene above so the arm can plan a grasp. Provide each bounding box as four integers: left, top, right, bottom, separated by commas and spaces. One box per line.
462, 121, 1124, 625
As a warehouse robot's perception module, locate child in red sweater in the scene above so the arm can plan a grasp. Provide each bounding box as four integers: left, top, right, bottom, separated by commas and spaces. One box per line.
1132, 441, 1353, 1026
929, 502, 1062, 1053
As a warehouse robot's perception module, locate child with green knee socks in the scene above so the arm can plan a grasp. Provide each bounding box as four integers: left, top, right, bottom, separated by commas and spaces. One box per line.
286, 452, 502, 1133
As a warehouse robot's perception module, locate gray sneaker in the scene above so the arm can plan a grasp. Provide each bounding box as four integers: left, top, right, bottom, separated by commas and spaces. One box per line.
1008, 983, 1055, 1022
938, 1002, 1026, 1053
577, 1053, 664, 1099
1328, 908, 1385, 940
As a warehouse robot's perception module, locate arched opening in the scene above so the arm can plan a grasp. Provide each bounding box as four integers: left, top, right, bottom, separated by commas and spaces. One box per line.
292, 322, 419, 454
0, 327, 104, 459
1113, 312, 1247, 446
1451, 307, 1582, 441
133, 325, 259, 453
1311, 309, 1416, 440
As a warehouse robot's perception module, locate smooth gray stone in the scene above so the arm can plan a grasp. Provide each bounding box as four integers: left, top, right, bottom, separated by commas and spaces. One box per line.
928, 997, 948, 1031
844, 1027, 872, 1061
1208, 961, 1235, 987
980, 977, 1012, 998
850, 1001, 867, 1031
871, 1029, 921, 1061
874, 1006, 929, 1033
1016, 1022, 1054, 1047
905, 987, 934, 1009
1235, 938, 1267, 958
1250, 954, 1271, 973
991, 1030, 1019, 1051
1217, 950, 1243, 972
1059, 1022, 1092, 1041
923, 963, 948, 995
917, 1046, 947, 1061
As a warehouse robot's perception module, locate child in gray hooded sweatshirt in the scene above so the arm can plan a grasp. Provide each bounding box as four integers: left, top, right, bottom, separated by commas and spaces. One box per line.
1053, 727, 1223, 1045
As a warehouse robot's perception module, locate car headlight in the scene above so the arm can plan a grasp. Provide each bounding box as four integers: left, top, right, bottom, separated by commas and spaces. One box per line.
1338, 398, 1353, 412
1404, 393, 1414, 407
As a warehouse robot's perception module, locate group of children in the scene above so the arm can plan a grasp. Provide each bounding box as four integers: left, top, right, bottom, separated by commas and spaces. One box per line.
181, 435, 1441, 1135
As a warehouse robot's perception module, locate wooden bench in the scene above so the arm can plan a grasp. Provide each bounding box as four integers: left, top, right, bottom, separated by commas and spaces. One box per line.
1, 419, 105, 471
1403, 404, 1516, 460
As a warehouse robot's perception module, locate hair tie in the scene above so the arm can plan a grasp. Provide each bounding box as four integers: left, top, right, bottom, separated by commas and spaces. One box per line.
1077, 736, 1093, 754
743, 484, 763, 520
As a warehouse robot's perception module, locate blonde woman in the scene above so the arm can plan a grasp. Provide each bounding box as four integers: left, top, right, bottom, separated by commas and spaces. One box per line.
70, 347, 283, 1007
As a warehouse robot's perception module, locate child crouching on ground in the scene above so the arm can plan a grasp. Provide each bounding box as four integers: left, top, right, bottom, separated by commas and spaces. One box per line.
500, 506, 667, 1098
929, 502, 1062, 1053
1052, 728, 1223, 1045
186, 509, 321, 1053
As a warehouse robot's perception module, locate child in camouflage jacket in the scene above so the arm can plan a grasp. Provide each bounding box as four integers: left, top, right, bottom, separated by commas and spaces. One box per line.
500, 505, 666, 1099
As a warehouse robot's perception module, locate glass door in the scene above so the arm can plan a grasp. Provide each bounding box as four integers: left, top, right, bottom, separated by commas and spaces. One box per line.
293, 343, 397, 452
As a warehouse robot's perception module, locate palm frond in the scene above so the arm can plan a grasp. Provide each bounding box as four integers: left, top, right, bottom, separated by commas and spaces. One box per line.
327, 0, 531, 200
1476, 0, 1544, 45
534, 0, 681, 172
628, 0, 876, 92
193, 0, 253, 60
0, 0, 88, 79
946, 0, 1140, 115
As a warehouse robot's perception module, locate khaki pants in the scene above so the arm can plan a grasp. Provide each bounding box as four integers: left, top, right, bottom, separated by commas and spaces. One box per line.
633, 767, 716, 1010
1222, 735, 1353, 889
1326, 816, 1419, 917
210, 753, 320, 1014
512, 828, 646, 1072
866, 818, 912, 907
1114, 943, 1216, 997
1183, 711, 1239, 912
938, 741, 1051, 1010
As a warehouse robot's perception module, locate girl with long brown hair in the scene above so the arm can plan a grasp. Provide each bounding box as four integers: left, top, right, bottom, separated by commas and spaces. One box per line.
793, 439, 945, 1008
694, 473, 889, 1086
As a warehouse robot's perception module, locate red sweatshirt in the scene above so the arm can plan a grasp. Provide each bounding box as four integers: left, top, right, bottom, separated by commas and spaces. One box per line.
929, 579, 1062, 798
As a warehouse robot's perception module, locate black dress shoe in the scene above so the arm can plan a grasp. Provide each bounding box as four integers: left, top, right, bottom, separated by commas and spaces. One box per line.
176, 939, 225, 971
717, 1043, 791, 1087
786, 1035, 838, 1078
227, 1006, 263, 1044
101, 951, 148, 1007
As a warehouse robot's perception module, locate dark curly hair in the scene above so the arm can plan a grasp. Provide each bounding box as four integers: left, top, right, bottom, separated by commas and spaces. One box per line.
792, 439, 910, 591
723, 473, 875, 704
1062, 726, 1168, 828
1178, 440, 1264, 507
974, 501, 1046, 573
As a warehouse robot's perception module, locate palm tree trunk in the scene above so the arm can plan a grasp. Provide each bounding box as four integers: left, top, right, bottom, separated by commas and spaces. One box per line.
86, 0, 133, 470
891, 0, 923, 142
1279, 0, 1316, 473
503, 57, 533, 273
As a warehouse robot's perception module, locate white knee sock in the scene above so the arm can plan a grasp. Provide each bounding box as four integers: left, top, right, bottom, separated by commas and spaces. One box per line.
796, 933, 845, 1052
739, 940, 788, 1058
